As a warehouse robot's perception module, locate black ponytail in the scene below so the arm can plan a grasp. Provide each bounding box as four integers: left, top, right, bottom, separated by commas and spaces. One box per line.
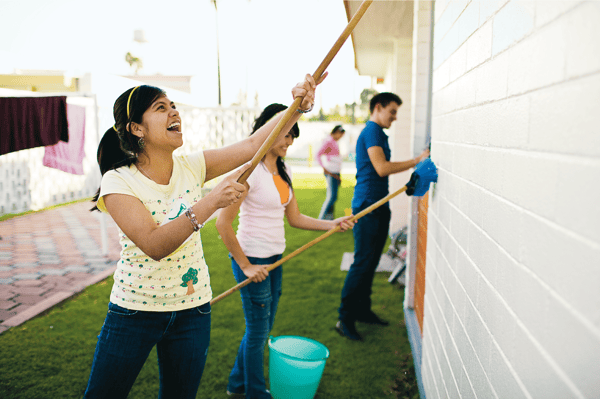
275, 157, 292, 189
250, 103, 299, 189
90, 127, 133, 211
91, 85, 166, 211
97, 126, 134, 176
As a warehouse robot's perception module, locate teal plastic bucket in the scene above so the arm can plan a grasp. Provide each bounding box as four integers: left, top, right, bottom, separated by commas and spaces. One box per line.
268, 335, 330, 399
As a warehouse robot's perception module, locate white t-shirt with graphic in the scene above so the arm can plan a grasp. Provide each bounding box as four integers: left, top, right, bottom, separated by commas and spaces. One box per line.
97, 152, 210, 311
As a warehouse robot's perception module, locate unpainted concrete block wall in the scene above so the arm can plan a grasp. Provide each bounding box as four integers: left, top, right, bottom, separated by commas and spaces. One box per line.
422, 1, 600, 398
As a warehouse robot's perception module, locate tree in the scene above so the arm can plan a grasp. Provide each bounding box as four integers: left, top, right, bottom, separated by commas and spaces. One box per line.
345, 102, 357, 124
318, 107, 326, 121
360, 88, 378, 110
307, 102, 368, 124
125, 52, 143, 75
180, 268, 199, 295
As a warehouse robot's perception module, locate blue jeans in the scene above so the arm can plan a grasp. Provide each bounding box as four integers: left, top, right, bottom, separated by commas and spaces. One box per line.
84, 301, 211, 399
318, 174, 340, 220
227, 254, 283, 399
338, 203, 390, 322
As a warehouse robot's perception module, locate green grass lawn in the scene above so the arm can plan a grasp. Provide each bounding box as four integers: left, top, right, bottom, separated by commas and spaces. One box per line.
0, 178, 419, 399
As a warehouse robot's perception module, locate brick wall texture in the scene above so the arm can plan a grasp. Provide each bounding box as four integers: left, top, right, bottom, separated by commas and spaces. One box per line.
421, 1, 600, 398
415, 191, 429, 335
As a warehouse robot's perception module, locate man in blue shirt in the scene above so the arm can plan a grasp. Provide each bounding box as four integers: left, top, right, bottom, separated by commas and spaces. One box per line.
336, 92, 429, 341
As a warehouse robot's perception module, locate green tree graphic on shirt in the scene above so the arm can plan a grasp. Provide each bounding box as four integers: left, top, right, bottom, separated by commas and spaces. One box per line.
181, 268, 198, 295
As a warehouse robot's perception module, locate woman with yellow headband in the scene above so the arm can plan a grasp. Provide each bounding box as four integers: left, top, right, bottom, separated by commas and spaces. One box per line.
84, 75, 322, 399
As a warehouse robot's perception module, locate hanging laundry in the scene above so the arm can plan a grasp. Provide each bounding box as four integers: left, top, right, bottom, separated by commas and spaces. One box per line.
43, 103, 86, 175
0, 96, 69, 156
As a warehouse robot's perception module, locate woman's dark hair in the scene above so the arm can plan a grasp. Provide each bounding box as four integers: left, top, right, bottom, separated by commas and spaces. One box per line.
91, 85, 166, 211
331, 125, 345, 135
250, 103, 299, 189
369, 92, 402, 113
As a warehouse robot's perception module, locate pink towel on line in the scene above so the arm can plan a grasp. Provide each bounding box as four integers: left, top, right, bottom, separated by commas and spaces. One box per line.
43, 104, 86, 175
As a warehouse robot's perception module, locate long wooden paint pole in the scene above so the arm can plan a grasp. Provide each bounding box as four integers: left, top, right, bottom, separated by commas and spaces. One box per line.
211, 184, 407, 305
236, 0, 373, 184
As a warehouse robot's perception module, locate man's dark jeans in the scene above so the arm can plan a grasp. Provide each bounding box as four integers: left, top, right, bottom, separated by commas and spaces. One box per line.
338, 202, 391, 322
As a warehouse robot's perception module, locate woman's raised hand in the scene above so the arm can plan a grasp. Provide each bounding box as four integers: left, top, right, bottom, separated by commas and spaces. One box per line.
209, 162, 251, 209
292, 72, 328, 112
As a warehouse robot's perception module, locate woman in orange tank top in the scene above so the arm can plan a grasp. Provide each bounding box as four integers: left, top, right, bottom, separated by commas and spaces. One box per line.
216, 104, 354, 399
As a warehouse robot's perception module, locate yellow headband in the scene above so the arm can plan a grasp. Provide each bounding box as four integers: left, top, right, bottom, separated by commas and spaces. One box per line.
127, 86, 139, 119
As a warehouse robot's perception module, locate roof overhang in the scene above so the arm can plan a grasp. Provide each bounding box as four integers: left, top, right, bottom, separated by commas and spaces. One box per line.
344, 0, 414, 77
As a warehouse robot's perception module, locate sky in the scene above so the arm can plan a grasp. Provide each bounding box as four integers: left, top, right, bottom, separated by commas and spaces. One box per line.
0, 0, 373, 109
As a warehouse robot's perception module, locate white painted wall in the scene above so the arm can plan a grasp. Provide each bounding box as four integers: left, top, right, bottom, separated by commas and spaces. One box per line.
406, 0, 435, 313
389, 37, 415, 234
422, 1, 600, 398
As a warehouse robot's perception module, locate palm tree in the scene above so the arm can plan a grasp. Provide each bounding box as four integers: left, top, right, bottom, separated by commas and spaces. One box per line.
125, 52, 143, 75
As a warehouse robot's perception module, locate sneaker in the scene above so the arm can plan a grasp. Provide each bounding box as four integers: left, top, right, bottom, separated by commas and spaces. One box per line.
356, 312, 389, 326
335, 320, 362, 341
227, 389, 270, 398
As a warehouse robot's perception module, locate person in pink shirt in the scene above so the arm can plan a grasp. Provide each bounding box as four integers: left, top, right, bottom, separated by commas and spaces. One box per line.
317, 125, 345, 220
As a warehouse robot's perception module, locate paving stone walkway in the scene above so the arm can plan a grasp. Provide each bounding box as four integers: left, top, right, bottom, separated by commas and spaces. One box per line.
0, 202, 121, 334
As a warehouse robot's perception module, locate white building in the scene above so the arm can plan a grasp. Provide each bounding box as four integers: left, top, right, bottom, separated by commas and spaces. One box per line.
345, 1, 600, 397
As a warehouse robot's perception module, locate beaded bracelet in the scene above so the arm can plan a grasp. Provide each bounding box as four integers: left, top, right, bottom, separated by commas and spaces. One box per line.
297, 104, 314, 114
185, 208, 203, 232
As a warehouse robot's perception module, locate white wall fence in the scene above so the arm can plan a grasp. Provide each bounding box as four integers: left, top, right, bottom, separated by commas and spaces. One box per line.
176, 105, 260, 155
0, 95, 260, 216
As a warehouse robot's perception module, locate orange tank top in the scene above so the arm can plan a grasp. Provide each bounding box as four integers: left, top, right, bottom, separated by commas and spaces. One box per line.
272, 174, 290, 204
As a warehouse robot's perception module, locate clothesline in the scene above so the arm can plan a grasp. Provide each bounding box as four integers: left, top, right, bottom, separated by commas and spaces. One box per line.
0, 89, 108, 255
